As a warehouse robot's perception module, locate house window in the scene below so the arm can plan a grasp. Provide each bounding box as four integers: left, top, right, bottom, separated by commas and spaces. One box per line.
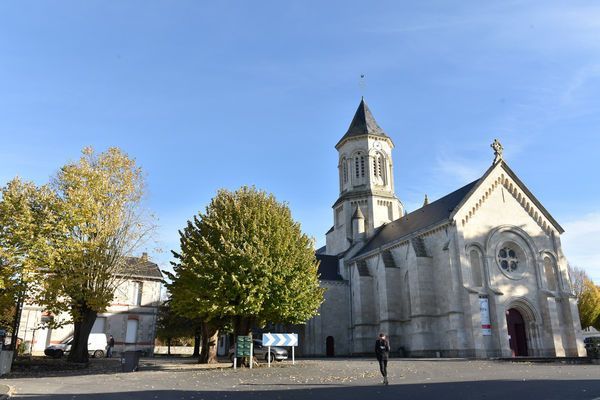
132, 281, 143, 306
125, 319, 138, 343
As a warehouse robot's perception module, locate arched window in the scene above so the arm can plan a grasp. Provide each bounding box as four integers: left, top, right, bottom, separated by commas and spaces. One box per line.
372, 152, 386, 185
360, 154, 365, 177
544, 257, 557, 291
470, 249, 483, 287
354, 152, 366, 184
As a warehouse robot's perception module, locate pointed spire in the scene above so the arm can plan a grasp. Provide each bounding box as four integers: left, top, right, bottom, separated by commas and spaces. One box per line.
352, 206, 364, 220
423, 194, 429, 207
336, 98, 389, 148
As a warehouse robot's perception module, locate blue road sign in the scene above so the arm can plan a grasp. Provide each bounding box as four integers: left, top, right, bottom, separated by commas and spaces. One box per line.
262, 333, 298, 347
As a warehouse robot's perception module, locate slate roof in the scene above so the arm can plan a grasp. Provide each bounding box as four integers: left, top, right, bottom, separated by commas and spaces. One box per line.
353, 180, 479, 258
336, 98, 390, 148
124, 256, 163, 279
316, 253, 343, 281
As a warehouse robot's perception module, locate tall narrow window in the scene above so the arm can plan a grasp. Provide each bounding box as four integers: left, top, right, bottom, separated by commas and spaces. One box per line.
372, 157, 377, 177
131, 281, 143, 306
335, 206, 343, 227
342, 158, 348, 184
544, 257, 557, 291
470, 249, 483, 287
373, 153, 386, 185
360, 155, 365, 177
354, 152, 366, 183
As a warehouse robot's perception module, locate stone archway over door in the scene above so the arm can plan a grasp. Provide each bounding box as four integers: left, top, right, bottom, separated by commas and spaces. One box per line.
326, 336, 335, 357
506, 308, 528, 356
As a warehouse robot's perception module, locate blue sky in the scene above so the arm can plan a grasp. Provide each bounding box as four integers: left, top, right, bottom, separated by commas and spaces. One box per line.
1, 1, 599, 280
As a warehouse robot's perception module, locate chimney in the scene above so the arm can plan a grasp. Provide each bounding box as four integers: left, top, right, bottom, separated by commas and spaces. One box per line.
141, 252, 148, 262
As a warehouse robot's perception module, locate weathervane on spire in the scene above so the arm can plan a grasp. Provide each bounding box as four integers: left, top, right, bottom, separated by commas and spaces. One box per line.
359, 74, 366, 97
491, 139, 503, 164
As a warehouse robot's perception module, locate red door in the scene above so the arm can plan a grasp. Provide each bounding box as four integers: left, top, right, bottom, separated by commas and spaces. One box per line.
506, 308, 528, 356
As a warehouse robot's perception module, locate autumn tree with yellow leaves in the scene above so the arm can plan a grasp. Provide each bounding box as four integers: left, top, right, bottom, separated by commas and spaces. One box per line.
0, 147, 154, 362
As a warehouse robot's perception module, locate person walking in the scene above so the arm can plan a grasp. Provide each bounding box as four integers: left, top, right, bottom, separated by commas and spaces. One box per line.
107, 335, 115, 358
375, 333, 390, 385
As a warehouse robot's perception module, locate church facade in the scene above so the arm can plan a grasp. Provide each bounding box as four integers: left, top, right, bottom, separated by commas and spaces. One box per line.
304, 98, 586, 358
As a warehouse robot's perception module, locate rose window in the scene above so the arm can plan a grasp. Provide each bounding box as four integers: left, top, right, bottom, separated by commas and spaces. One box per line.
498, 247, 519, 272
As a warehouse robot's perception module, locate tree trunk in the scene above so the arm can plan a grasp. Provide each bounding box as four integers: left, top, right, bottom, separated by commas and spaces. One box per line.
67, 306, 97, 363
198, 324, 219, 364
167, 338, 171, 356
192, 327, 201, 358
10, 294, 24, 361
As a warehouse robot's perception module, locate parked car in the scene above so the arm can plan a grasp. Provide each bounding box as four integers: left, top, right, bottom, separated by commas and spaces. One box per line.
44, 333, 108, 359
584, 337, 600, 357
229, 339, 288, 362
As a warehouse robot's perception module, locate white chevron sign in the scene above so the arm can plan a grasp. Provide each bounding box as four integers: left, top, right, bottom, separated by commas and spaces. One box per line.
262, 333, 298, 347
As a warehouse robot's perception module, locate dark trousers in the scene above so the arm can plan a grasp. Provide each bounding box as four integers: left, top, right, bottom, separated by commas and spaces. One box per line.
377, 357, 388, 377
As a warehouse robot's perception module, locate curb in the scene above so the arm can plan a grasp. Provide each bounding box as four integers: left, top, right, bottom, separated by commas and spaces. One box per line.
0, 384, 13, 400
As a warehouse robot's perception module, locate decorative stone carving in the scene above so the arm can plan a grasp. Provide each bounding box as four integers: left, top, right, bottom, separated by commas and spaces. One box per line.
491, 139, 503, 164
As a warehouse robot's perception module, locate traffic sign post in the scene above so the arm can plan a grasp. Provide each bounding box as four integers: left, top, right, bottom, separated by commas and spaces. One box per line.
262, 333, 298, 367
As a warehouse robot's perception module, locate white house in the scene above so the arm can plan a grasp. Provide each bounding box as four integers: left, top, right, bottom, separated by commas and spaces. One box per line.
18, 253, 162, 356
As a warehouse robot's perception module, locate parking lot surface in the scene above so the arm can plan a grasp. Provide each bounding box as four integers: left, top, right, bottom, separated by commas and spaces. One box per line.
3, 358, 600, 400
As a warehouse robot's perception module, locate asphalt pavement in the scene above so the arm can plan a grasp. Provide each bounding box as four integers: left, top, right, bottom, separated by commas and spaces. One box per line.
2, 358, 600, 400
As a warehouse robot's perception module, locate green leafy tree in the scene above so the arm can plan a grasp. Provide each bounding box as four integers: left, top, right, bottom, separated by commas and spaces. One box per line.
42, 147, 154, 363
168, 186, 324, 363
572, 274, 600, 329
1, 148, 154, 362
156, 302, 195, 355
0, 178, 61, 346
568, 265, 600, 330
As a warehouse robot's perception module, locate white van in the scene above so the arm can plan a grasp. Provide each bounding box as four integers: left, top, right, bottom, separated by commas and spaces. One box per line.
44, 333, 108, 358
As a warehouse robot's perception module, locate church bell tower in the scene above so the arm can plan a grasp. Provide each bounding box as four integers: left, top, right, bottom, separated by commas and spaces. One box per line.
325, 98, 404, 255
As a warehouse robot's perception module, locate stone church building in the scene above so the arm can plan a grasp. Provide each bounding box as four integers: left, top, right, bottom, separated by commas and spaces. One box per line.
304, 98, 586, 358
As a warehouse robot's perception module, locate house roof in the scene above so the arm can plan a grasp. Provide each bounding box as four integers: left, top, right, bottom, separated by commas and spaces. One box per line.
316, 253, 343, 281
353, 180, 479, 258
336, 98, 390, 148
124, 256, 163, 279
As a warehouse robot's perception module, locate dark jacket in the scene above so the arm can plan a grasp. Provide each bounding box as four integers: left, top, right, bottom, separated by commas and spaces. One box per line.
375, 338, 390, 360
108, 337, 115, 348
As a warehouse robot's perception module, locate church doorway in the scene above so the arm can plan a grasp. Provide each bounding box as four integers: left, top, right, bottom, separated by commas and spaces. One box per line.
326, 336, 335, 357
506, 308, 528, 356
